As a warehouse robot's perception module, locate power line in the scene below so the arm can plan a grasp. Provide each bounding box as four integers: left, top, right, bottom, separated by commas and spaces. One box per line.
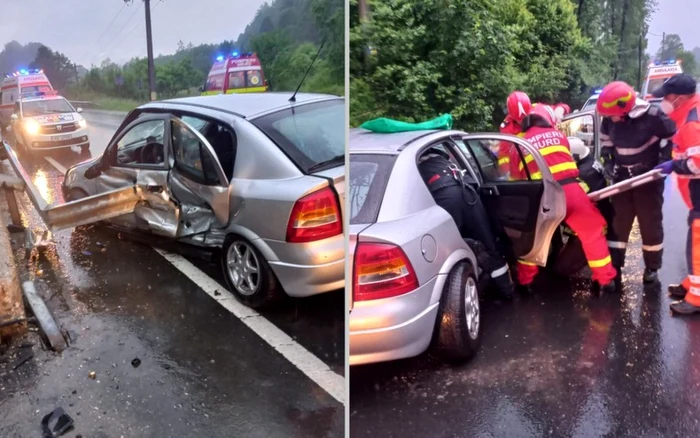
108, 0, 162, 54
94, 3, 127, 46
99, 1, 144, 57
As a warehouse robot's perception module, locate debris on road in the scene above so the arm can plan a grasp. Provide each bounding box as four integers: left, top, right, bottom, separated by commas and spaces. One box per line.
131, 357, 141, 368
21, 281, 66, 352
88, 371, 96, 380
40, 407, 74, 438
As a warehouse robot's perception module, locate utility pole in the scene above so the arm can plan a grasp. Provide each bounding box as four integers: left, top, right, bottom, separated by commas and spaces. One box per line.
144, 0, 157, 101
637, 34, 643, 90
125, 0, 157, 101
661, 32, 666, 60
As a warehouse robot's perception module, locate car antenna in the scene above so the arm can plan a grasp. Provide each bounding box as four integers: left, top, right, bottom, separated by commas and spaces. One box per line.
289, 38, 326, 103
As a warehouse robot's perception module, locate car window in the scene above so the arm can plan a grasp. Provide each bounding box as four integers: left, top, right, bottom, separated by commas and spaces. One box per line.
582, 97, 597, 111
181, 115, 208, 132
349, 154, 396, 225
647, 77, 668, 95
171, 120, 221, 186
558, 115, 595, 152
461, 139, 537, 182
116, 120, 166, 166
250, 99, 344, 173
205, 73, 224, 92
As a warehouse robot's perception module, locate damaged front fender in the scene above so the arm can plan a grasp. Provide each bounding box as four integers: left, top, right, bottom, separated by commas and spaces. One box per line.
3, 141, 144, 232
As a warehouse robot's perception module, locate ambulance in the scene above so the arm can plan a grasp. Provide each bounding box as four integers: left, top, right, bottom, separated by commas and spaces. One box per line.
0, 69, 55, 128
201, 52, 268, 95
641, 60, 683, 101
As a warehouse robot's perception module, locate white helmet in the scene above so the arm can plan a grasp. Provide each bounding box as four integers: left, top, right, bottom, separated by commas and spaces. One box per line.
568, 137, 590, 160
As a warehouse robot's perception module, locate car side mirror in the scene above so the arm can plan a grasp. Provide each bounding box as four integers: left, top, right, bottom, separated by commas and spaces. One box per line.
84, 162, 102, 179
76, 107, 83, 113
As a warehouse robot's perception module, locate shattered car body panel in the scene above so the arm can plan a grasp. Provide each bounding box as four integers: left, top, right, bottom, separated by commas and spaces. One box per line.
24, 93, 345, 300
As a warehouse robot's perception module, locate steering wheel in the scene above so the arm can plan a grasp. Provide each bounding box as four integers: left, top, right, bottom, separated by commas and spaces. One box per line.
139, 141, 164, 164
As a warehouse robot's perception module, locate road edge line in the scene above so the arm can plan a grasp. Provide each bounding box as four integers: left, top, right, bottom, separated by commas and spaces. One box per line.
44, 154, 346, 405
44, 157, 67, 175
154, 248, 346, 405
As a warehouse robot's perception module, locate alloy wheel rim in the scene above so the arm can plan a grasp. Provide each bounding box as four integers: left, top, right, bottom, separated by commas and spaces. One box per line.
226, 241, 260, 296
464, 277, 480, 339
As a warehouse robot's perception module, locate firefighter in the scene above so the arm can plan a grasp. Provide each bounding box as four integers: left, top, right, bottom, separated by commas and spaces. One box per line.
511, 104, 617, 290
498, 91, 532, 175
418, 148, 515, 299
553, 103, 571, 124
596, 81, 676, 287
649, 74, 700, 314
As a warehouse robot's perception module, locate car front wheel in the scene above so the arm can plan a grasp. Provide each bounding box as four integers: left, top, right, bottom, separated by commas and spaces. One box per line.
433, 260, 482, 362
221, 235, 283, 309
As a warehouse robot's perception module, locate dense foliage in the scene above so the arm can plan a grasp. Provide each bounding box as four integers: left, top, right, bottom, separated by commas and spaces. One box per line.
350, 0, 681, 129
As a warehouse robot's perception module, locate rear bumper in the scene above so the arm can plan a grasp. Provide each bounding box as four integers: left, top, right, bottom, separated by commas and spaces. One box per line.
349, 276, 440, 366
269, 257, 344, 297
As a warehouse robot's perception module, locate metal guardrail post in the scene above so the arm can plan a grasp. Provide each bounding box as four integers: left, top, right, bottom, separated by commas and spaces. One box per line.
4, 186, 21, 226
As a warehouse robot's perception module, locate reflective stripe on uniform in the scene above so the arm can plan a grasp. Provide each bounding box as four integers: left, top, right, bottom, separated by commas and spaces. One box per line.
519, 145, 572, 170
498, 157, 510, 166
642, 243, 663, 252
686, 145, 700, 156
689, 275, 700, 284
529, 161, 579, 180
608, 241, 627, 249
518, 260, 537, 266
688, 158, 700, 175
601, 140, 614, 147
689, 286, 700, 297
588, 255, 612, 268
491, 264, 509, 278
579, 181, 590, 193
615, 136, 659, 156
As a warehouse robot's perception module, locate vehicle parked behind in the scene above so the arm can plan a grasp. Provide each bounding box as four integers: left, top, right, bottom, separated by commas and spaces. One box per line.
0, 68, 55, 128
9, 94, 90, 155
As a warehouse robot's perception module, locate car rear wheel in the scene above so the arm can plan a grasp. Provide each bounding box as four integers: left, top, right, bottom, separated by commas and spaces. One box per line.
221, 235, 283, 309
433, 260, 481, 362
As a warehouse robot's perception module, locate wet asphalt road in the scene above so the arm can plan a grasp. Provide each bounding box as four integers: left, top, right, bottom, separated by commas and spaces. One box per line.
0, 110, 344, 437
350, 178, 700, 437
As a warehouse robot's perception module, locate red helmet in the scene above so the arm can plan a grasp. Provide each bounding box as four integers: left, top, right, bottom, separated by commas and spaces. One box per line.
596, 81, 636, 117
506, 91, 532, 123
555, 103, 571, 115
530, 103, 557, 126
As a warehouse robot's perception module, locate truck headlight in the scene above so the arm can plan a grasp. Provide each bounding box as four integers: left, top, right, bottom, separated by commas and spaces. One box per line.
78, 119, 87, 129
23, 119, 40, 136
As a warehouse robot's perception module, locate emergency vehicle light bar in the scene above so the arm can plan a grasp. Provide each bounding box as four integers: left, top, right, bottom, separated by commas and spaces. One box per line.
4, 68, 43, 78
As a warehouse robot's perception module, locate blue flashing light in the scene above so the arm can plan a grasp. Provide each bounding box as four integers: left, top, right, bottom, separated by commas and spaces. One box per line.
216, 55, 224, 62
19, 69, 28, 75
232, 51, 239, 57
592, 88, 602, 95
669, 59, 676, 64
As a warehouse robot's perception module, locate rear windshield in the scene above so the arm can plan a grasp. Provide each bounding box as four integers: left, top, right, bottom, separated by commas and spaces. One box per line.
582, 97, 598, 111
250, 99, 345, 173
205, 73, 225, 92
227, 70, 263, 89
349, 154, 396, 225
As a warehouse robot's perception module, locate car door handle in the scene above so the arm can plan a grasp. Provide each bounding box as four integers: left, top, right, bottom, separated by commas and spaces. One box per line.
481, 186, 499, 196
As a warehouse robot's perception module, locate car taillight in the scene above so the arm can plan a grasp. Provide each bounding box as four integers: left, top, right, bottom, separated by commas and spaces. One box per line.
353, 242, 419, 301
286, 187, 342, 243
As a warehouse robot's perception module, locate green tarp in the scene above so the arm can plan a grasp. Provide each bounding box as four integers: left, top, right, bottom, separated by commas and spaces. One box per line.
360, 114, 453, 133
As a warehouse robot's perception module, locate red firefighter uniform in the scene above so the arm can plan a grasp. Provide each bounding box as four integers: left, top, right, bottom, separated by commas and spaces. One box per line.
655, 78, 700, 313
510, 105, 617, 287
498, 115, 522, 174
498, 91, 533, 175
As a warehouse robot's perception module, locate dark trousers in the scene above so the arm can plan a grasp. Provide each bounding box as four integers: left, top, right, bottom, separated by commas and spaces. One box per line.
608, 179, 665, 270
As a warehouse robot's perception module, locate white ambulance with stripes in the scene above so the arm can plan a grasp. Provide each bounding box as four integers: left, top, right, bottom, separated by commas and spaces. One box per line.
0, 69, 55, 129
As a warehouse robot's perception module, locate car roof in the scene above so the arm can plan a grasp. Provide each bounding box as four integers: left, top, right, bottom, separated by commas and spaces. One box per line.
349, 128, 442, 153
153, 92, 342, 119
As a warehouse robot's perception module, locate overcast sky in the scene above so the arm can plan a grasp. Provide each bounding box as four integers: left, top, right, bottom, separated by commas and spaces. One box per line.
0, 0, 268, 67
648, 0, 700, 56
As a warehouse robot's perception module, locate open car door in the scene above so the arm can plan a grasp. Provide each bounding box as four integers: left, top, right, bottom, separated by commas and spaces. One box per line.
452, 134, 566, 266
